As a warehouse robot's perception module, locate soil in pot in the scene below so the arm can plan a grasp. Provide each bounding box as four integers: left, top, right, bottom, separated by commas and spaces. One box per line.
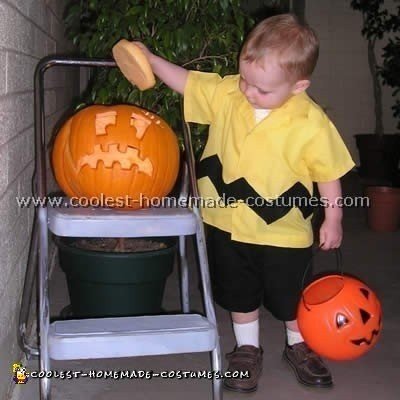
70, 238, 167, 252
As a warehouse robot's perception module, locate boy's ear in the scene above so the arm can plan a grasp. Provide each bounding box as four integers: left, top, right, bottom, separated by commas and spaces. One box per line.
292, 79, 310, 94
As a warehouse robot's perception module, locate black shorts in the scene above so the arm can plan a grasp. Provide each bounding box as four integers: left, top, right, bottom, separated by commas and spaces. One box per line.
206, 225, 313, 321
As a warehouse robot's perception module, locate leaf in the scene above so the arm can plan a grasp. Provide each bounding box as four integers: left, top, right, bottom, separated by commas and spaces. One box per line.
89, 0, 98, 11
97, 87, 109, 104
108, 69, 120, 86
127, 90, 140, 104
117, 78, 131, 94
127, 5, 144, 16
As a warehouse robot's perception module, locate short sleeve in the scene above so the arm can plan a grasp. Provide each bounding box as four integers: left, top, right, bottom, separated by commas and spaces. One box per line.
184, 71, 222, 125
303, 119, 355, 182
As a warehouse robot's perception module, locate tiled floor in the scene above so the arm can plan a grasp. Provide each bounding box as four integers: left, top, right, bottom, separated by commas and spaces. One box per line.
20, 172, 400, 399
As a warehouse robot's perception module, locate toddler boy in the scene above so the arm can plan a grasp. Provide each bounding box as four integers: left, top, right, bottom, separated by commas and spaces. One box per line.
133, 13, 354, 392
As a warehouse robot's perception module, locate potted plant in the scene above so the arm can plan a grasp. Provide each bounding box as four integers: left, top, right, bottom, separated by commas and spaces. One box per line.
57, 1, 254, 317
350, 1, 400, 232
350, 0, 400, 185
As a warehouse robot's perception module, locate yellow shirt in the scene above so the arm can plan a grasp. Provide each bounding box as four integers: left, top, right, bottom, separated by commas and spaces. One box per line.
184, 71, 355, 248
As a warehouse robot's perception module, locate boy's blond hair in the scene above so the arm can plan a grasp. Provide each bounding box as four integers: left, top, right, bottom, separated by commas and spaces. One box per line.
241, 14, 319, 81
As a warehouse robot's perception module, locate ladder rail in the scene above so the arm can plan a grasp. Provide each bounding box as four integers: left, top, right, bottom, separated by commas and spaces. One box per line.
180, 104, 218, 327
31, 56, 221, 400
181, 109, 222, 398
34, 57, 125, 399
17, 57, 105, 358
18, 212, 40, 357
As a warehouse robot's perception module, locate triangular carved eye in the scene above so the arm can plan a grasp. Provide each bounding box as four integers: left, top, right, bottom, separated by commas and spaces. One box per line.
360, 288, 369, 299
360, 309, 371, 324
336, 313, 349, 328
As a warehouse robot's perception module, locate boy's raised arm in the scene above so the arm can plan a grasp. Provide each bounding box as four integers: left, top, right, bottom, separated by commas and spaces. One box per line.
133, 42, 189, 95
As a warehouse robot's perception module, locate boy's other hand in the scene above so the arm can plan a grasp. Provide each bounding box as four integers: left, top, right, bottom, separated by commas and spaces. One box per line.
319, 218, 342, 250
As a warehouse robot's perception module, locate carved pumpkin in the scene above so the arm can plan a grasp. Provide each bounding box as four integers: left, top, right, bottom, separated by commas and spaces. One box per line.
52, 105, 180, 209
297, 275, 382, 361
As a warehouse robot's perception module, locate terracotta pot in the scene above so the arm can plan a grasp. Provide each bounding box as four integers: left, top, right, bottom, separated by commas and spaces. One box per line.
366, 186, 400, 232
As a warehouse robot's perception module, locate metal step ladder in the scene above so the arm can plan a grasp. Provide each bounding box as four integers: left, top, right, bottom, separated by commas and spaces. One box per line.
19, 56, 222, 399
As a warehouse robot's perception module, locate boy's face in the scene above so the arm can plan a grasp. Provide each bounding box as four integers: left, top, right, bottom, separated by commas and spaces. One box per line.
239, 56, 310, 109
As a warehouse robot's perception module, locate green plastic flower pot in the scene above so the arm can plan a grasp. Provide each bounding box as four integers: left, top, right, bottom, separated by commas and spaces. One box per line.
57, 237, 176, 318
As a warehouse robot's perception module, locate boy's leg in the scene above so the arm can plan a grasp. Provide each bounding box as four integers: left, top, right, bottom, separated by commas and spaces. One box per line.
283, 319, 333, 388
232, 310, 259, 347
256, 244, 333, 388
285, 320, 305, 345
205, 225, 263, 392
224, 310, 263, 393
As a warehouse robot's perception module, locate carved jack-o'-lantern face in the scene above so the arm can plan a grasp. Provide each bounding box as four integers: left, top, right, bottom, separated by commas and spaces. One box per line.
52, 105, 180, 208
297, 275, 382, 361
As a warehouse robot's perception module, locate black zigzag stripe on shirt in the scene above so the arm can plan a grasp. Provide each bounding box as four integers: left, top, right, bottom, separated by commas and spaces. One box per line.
197, 154, 314, 224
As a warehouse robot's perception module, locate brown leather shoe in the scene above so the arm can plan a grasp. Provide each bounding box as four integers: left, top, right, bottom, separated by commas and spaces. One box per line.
283, 342, 333, 388
223, 345, 263, 393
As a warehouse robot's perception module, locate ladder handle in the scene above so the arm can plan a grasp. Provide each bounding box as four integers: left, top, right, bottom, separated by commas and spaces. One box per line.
180, 100, 199, 199
34, 56, 117, 198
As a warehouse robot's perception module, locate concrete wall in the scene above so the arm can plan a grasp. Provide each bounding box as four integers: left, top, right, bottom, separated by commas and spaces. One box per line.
0, 1, 78, 398
305, 0, 398, 164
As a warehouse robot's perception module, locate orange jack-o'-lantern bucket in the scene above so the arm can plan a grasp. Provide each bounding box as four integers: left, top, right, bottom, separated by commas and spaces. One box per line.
297, 249, 382, 361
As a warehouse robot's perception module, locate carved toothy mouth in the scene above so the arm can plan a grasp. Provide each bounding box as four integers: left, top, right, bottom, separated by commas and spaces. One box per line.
77, 143, 153, 176
351, 329, 380, 346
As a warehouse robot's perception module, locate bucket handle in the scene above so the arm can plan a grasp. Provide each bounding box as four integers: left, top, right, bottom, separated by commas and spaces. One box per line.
301, 245, 343, 311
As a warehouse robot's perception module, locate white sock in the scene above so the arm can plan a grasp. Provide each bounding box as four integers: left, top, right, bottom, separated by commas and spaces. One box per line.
233, 320, 260, 348
286, 328, 304, 346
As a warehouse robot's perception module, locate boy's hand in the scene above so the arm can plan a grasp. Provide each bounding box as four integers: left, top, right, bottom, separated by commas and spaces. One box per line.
317, 179, 343, 251
132, 41, 154, 64
319, 217, 342, 250
127, 41, 189, 95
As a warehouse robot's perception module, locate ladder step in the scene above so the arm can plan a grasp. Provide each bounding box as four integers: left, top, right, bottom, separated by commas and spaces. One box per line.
48, 314, 217, 360
47, 200, 197, 237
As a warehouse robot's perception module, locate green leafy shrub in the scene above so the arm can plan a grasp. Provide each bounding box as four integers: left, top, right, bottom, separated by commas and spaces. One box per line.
64, 0, 254, 155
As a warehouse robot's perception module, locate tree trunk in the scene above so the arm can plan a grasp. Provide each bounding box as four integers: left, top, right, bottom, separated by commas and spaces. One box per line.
291, 0, 305, 20
114, 238, 125, 251
368, 39, 384, 136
